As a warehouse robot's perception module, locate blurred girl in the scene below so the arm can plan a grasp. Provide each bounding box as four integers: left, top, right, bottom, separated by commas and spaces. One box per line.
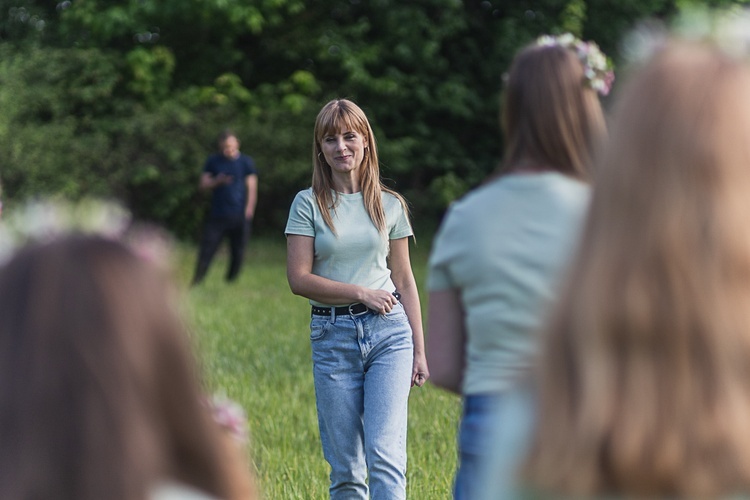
481, 33, 750, 499
0, 233, 256, 500
426, 34, 610, 499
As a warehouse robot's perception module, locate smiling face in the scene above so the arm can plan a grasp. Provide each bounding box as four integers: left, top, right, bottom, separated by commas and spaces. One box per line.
312, 99, 379, 194
319, 129, 368, 175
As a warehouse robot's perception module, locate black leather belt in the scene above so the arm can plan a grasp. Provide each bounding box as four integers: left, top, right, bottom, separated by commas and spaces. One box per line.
311, 291, 401, 316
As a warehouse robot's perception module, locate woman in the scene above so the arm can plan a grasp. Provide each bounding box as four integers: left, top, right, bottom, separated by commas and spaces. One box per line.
0, 233, 256, 500
425, 34, 610, 499
285, 98, 428, 499
480, 35, 750, 499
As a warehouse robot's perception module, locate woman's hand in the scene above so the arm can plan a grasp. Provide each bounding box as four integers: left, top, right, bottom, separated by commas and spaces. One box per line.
361, 288, 399, 315
412, 352, 430, 387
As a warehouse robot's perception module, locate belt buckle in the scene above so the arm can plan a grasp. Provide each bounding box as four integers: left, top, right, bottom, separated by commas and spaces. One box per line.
348, 303, 368, 316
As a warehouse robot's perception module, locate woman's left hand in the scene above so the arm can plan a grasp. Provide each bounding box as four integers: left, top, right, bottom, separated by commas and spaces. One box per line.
411, 353, 430, 387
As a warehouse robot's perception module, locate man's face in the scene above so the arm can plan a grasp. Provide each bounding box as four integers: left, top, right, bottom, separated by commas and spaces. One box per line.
221, 136, 240, 159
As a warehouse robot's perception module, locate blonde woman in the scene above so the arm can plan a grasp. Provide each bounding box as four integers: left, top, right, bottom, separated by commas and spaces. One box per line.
426, 34, 610, 499
285, 99, 428, 499
479, 35, 750, 499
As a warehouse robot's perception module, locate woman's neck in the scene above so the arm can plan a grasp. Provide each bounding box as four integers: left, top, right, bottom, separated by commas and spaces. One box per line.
332, 172, 361, 194
508, 159, 555, 174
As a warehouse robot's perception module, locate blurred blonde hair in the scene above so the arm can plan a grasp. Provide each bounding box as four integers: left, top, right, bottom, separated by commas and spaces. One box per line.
523, 39, 750, 497
501, 42, 606, 180
311, 99, 409, 235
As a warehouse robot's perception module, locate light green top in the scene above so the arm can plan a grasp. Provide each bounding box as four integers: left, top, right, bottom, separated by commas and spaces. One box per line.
427, 172, 589, 395
150, 481, 219, 500
285, 188, 413, 307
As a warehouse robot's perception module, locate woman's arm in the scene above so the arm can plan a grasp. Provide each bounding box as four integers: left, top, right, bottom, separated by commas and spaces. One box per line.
389, 237, 429, 387
286, 234, 399, 313
425, 288, 466, 394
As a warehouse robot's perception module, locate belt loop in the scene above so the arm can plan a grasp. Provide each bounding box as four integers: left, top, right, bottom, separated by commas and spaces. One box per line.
331, 305, 336, 322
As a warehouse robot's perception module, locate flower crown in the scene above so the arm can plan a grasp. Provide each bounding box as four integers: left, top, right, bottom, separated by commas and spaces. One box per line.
536, 33, 615, 96
0, 198, 173, 268
622, 6, 750, 66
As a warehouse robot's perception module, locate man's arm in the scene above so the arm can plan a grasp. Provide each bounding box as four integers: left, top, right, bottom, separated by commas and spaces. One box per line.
245, 174, 258, 219
199, 172, 233, 191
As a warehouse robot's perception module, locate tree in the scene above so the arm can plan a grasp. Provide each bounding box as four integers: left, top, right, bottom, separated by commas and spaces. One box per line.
0, 0, 743, 238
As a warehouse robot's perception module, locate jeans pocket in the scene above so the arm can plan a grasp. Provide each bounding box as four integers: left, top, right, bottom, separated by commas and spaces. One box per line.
381, 303, 408, 322
309, 315, 331, 341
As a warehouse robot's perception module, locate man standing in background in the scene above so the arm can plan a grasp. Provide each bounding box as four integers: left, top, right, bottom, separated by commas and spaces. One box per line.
192, 130, 258, 285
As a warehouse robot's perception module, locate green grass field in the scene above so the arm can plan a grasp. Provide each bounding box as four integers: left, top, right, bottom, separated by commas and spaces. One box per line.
174, 236, 461, 499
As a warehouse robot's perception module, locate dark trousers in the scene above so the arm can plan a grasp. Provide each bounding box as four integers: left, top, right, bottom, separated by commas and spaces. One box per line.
192, 215, 251, 284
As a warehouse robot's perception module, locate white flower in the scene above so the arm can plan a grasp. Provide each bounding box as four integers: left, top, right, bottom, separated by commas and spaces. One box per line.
535, 33, 615, 96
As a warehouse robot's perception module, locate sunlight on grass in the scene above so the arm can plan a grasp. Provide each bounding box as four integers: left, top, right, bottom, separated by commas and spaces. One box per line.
173, 236, 461, 499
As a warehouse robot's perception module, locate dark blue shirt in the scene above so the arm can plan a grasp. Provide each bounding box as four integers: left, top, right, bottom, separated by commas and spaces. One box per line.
203, 153, 258, 219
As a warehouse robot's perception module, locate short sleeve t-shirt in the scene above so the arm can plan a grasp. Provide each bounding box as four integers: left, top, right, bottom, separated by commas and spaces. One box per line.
285, 188, 413, 307
203, 153, 257, 218
428, 172, 590, 395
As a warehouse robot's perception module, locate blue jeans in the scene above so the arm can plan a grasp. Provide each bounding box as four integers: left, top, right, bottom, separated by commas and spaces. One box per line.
310, 303, 414, 500
454, 394, 503, 500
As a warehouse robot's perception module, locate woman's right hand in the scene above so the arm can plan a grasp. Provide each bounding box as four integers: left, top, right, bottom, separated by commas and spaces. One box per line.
362, 288, 399, 315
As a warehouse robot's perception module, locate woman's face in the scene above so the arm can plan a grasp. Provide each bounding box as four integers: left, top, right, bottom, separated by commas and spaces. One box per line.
320, 128, 368, 175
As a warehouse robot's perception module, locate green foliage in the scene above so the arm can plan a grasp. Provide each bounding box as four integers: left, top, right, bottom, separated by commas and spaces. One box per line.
126, 46, 176, 103
560, 0, 588, 35
1, 0, 748, 238
0, 45, 124, 200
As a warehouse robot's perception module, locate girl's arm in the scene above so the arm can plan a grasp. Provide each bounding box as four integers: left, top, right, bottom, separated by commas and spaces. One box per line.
389, 237, 429, 387
286, 234, 398, 313
425, 287, 466, 394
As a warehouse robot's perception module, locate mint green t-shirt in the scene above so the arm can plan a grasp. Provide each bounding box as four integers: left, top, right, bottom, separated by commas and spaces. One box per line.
285, 188, 413, 307
427, 172, 589, 395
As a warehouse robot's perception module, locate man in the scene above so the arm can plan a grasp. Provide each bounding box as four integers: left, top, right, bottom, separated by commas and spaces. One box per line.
192, 130, 258, 285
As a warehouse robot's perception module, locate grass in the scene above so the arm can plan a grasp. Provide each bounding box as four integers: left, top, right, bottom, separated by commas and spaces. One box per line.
173, 235, 461, 499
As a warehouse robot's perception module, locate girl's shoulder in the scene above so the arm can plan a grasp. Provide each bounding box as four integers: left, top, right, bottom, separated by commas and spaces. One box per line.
381, 189, 407, 207
296, 187, 315, 198
292, 187, 317, 205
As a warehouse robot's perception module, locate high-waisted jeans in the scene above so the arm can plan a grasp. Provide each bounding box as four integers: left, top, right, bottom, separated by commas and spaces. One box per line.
454, 393, 503, 500
310, 302, 414, 499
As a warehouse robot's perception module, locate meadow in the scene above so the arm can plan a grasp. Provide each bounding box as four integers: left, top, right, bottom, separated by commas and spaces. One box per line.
175, 235, 462, 499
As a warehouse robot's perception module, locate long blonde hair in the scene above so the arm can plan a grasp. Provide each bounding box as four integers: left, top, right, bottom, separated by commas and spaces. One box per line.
501, 42, 607, 180
312, 99, 408, 235
523, 40, 750, 498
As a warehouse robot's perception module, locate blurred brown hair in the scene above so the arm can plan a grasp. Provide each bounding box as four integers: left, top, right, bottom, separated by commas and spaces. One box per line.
524, 40, 750, 497
501, 43, 606, 180
0, 234, 255, 499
